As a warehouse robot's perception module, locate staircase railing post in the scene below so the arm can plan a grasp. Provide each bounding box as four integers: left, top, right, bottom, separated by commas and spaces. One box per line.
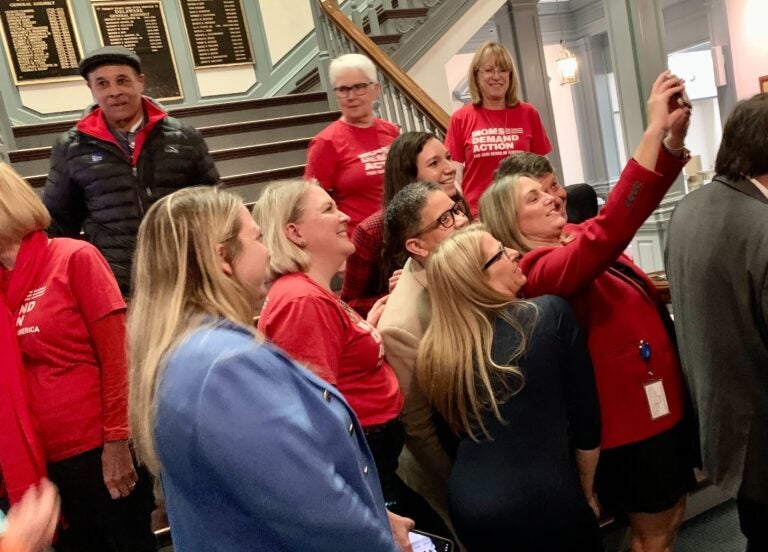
311, 0, 338, 110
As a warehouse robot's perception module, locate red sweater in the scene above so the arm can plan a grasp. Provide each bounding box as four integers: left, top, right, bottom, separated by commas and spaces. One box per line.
520, 150, 688, 449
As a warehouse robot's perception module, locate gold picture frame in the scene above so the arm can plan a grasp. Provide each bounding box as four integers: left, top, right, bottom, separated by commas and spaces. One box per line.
760, 76, 768, 94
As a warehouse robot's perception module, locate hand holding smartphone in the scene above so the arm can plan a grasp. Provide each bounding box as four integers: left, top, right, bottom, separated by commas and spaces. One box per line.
666, 74, 692, 111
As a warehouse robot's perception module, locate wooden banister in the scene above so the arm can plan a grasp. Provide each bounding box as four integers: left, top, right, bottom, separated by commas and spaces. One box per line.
317, 0, 449, 133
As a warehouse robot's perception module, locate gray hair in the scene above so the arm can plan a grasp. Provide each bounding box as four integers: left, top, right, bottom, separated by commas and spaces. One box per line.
329, 53, 378, 87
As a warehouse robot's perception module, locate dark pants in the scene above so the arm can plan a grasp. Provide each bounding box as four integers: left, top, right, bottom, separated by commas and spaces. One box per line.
365, 418, 451, 538
48, 447, 156, 552
737, 495, 768, 552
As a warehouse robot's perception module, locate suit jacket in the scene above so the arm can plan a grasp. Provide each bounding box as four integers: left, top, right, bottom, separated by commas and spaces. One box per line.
666, 175, 768, 501
155, 321, 395, 552
521, 150, 689, 449
377, 258, 453, 526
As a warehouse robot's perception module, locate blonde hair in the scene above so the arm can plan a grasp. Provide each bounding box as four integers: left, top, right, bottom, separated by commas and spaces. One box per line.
417, 224, 535, 440
0, 163, 51, 244
479, 174, 536, 254
480, 174, 571, 253
468, 41, 520, 107
251, 179, 312, 279
128, 186, 255, 475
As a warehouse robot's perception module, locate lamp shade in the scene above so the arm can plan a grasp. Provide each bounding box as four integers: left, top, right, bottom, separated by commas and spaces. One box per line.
556, 44, 578, 85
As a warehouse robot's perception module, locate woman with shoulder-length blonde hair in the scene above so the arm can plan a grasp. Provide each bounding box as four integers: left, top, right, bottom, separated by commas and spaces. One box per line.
417, 223, 602, 551
254, 179, 449, 539
480, 173, 575, 253
0, 163, 155, 552
128, 186, 399, 551
444, 41, 552, 214
479, 72, 698, 552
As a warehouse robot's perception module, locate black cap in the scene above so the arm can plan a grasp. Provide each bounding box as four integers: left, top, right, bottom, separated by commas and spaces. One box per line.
78, 46, 142, 79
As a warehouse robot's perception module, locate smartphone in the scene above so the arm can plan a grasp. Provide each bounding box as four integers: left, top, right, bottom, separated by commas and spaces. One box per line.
408, 529, 454, 552
672, 89, 692, 110
666, 75, 692, 110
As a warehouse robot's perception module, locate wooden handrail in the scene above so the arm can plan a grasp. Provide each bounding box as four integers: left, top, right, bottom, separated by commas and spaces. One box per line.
318, 0, 450, 132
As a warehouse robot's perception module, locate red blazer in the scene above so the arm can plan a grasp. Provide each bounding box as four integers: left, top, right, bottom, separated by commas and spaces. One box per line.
520, 149, 688, 449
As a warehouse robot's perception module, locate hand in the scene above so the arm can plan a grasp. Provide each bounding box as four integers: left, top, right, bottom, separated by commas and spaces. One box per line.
3, 479, 60, 552
102, 440, 138, 499
387, 510, 415, 552
366, 294, 389, 327
646, 71, 691, 136
388, 269, 403, 293
665, 96, 691, 150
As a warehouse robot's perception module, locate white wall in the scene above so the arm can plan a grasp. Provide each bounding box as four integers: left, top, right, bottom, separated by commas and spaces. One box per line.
260, 0, 314, 65
407, 0, 506, 112
543, 44, 584, 186
443, 53, 473, 112
725, 0, 768, 99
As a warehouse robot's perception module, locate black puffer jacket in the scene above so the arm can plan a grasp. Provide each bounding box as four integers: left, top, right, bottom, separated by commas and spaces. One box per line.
44, 98, 219, 294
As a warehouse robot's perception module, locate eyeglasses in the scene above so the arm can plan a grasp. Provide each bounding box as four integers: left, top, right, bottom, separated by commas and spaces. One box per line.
482, 241, 514, 271
333, 81, 374, 98
478, 67, 508, 77
411, 201, 467, 238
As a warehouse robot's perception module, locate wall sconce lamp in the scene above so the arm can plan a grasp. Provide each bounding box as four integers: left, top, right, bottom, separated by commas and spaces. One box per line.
555, 0, 578, 85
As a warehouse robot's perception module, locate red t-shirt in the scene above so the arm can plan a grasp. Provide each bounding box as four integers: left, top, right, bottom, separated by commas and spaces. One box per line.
258, 273, 403, 427
304, 118, 400, 235
3, 239, 127, 462
445, 102, 552, 213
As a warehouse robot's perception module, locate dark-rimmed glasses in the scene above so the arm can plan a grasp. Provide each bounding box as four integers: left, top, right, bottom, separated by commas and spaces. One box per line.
482, 241, 513, 271
411, 201, 467, 238
333, 82, 374, 98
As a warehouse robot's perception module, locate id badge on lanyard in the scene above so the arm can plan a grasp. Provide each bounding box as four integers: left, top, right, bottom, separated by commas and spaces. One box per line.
639, 340, 670, 420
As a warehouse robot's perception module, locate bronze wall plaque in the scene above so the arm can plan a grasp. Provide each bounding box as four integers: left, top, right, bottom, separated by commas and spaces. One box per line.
180, 0, 253, 68
0, 0, 82, 84
93, 1, 182, 101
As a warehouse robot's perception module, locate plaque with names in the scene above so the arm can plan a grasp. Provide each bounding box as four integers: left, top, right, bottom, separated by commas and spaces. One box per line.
93, 1, 182, 101
180, 0, 253, 68
0, 0, 83, 84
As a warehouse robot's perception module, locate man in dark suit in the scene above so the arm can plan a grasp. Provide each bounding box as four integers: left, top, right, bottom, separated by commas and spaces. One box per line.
666, 93, 768, 551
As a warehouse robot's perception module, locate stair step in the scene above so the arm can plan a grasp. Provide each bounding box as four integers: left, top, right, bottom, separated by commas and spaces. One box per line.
370, 34, 402, 46
199, 111, 337, 150
378, 8, 429, 24
8, 111, 336, 177
221, 165, 306, 204
8, 147, 51, 177
210, 138, 310, 176
169, 92, 330, 128
11, 92, 331, 149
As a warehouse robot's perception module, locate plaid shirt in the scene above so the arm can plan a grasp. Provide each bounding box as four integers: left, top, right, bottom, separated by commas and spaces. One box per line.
341, 210, 387, 317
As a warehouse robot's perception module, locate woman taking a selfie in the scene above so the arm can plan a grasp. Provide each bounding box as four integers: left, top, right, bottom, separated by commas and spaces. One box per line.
480, 72, 696, 552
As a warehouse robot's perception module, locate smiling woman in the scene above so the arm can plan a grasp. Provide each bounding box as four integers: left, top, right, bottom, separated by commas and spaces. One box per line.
304, 54, 400, 236
445, 42, 552, 214
480, 71, 698, 552
254, 179, 448, 538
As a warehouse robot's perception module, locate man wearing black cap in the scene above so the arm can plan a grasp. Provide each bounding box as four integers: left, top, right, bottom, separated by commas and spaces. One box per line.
43, 46, 219, 295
